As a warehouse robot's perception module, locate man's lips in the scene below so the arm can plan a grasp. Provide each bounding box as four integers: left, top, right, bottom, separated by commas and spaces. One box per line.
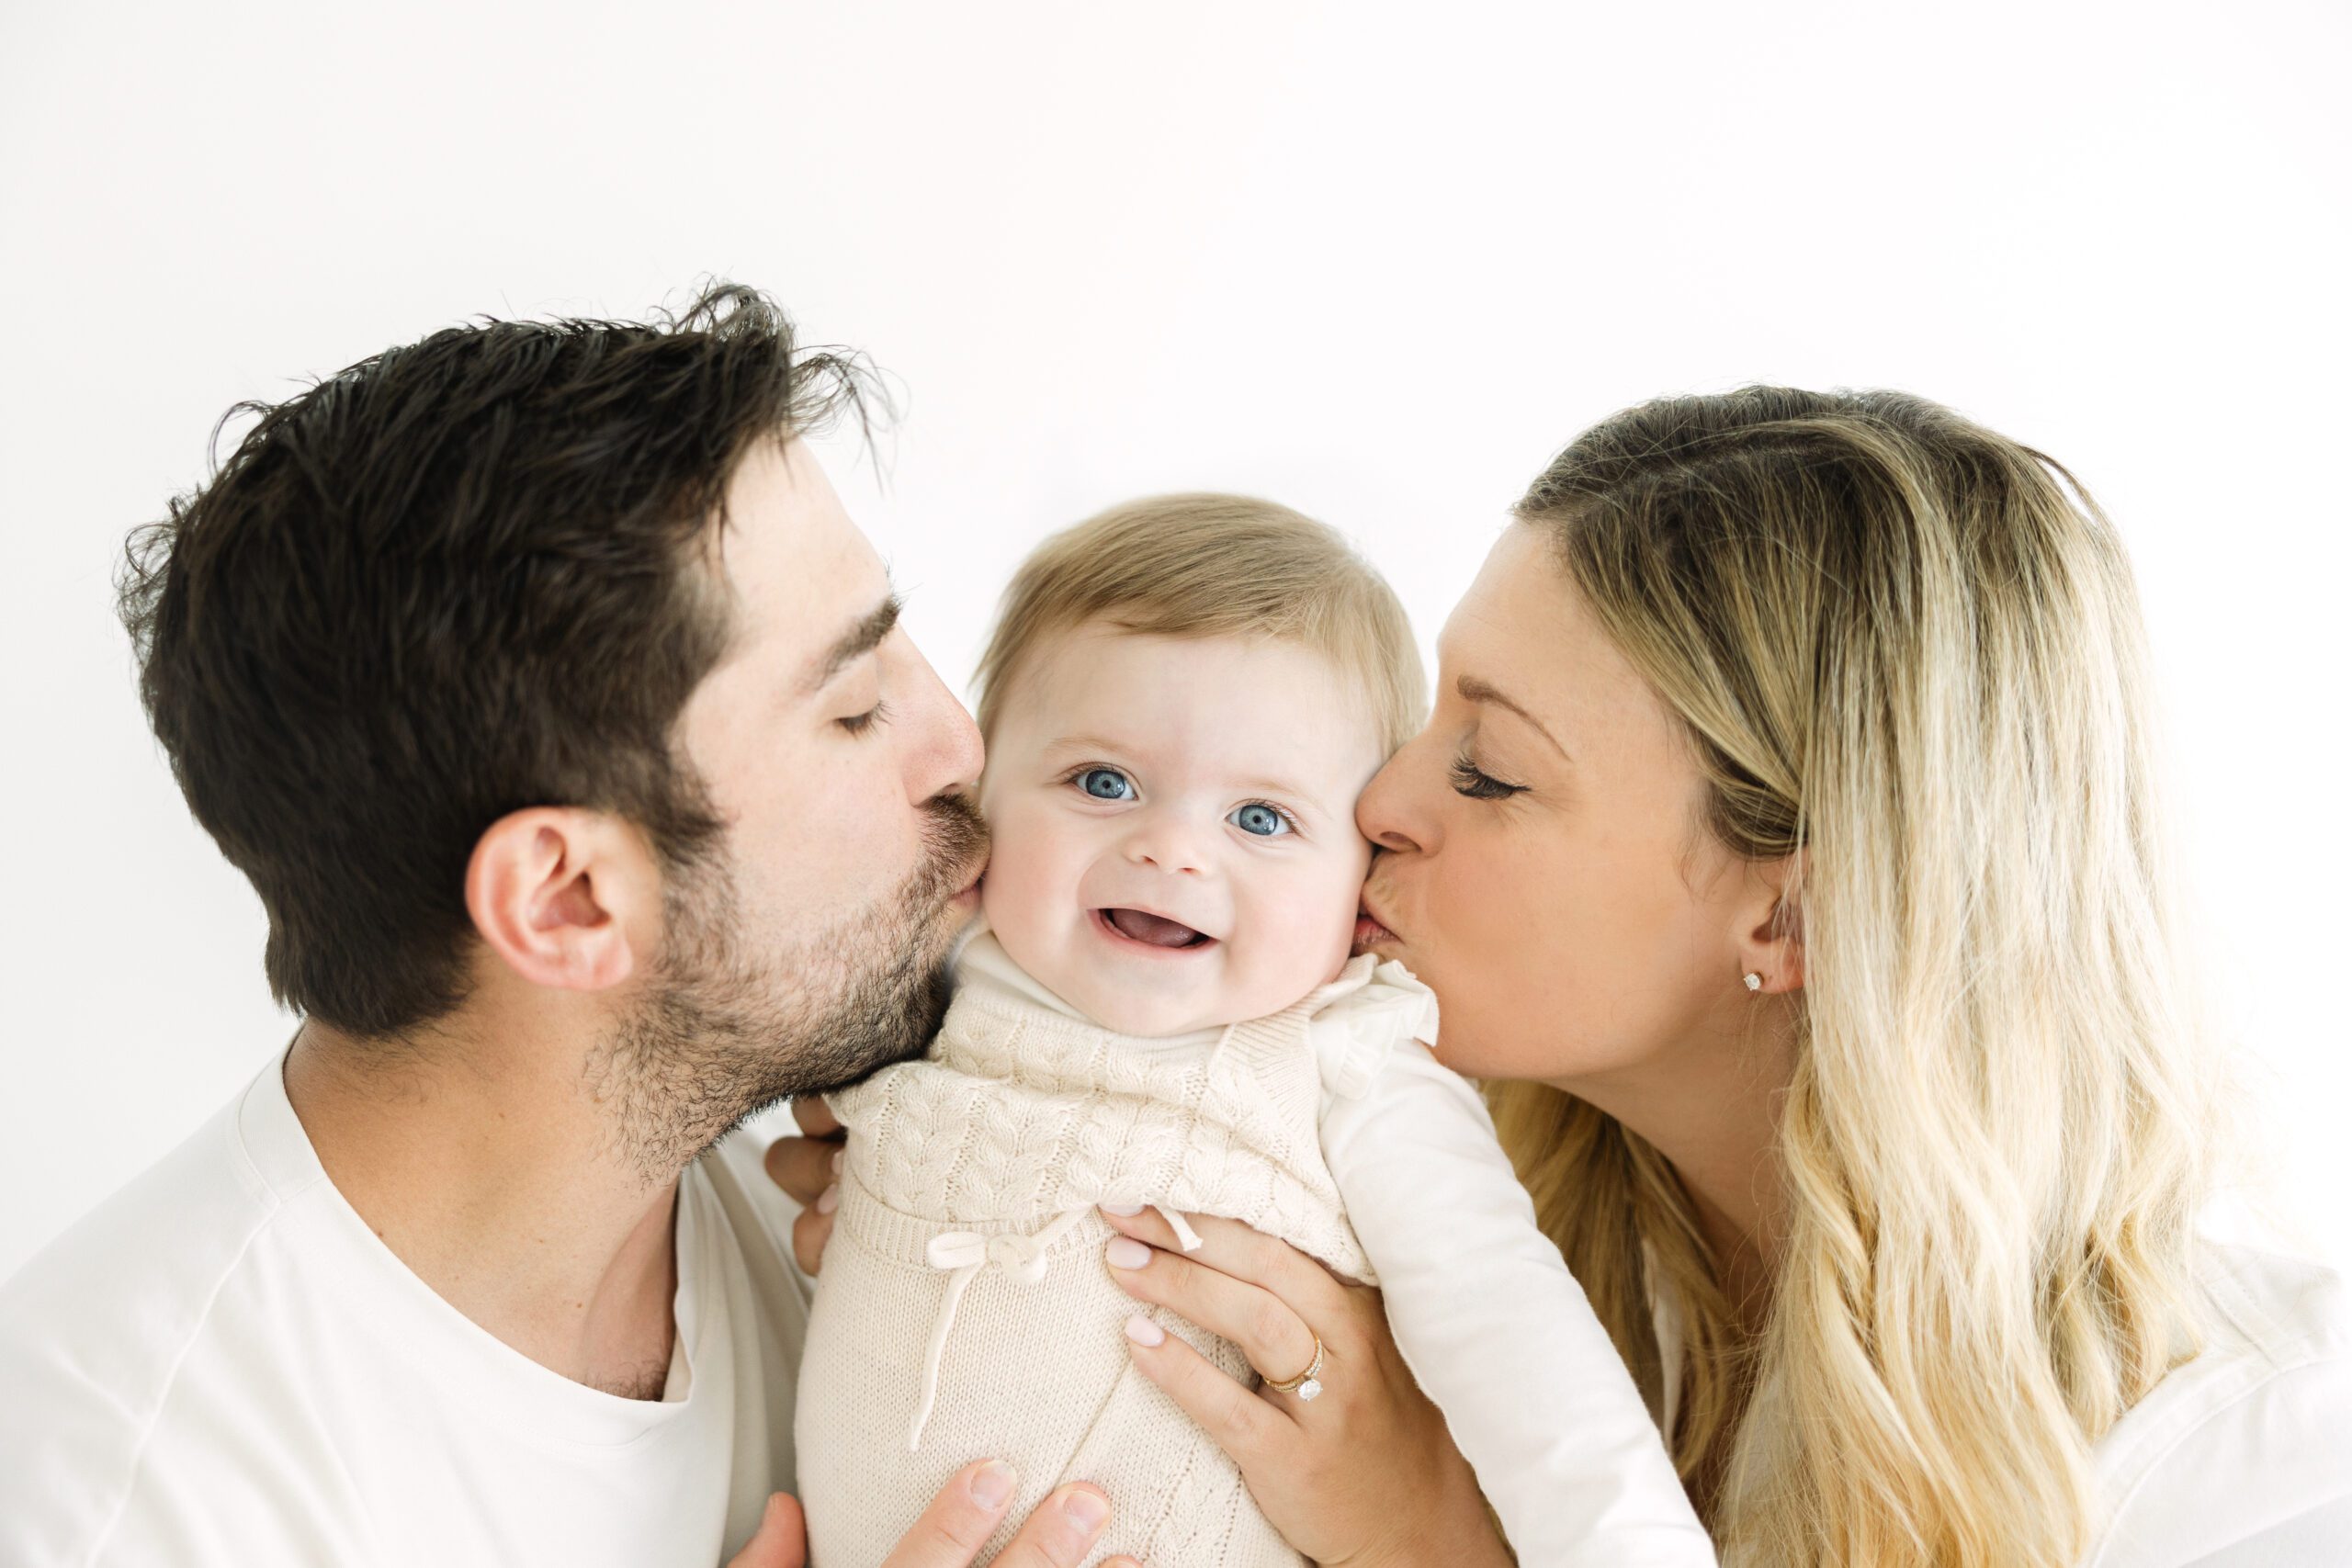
1352, 900, 1401, 954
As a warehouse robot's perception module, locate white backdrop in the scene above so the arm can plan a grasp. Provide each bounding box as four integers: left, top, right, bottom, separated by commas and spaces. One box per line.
3, 1, 2346, 1280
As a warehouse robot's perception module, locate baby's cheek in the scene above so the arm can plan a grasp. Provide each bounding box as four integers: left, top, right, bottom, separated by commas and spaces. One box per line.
1243, 874, 1363, 998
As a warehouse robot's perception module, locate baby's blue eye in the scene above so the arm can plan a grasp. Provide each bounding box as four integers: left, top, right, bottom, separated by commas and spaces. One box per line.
1078, 767, 1134, 801
1229, 803, 1290, 838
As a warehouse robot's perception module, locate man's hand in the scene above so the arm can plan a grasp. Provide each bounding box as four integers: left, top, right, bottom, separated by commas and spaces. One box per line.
763, 1098, 844, 1276
724, 1462, 1136, 1567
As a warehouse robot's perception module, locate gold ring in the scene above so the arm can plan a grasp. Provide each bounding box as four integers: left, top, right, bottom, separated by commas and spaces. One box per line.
1262, 1332, 1326, 1402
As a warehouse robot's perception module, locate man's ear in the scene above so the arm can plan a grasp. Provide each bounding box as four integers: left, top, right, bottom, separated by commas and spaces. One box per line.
1734, 850, 1807, 996
464, 808, 658, 994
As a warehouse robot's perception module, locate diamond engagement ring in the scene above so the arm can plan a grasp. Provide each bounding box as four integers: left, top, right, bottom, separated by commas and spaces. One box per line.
1263, 1332, 1327, 1402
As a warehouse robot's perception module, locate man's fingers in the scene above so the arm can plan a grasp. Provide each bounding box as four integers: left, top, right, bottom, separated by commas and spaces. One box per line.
878, 1460, 1021, 1567
725, 1493, 807, 1568
790, 1201, 835, 1277
764, 1134, 844, 1206
791, 1096, 843, 1137
1105, 1233, 1319, 1391
988, 1483, 1116, 1568
1120, 1310, 1286, 1458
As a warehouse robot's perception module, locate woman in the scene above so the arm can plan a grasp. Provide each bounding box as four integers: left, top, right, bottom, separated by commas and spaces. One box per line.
1099, 388, 2350, 1564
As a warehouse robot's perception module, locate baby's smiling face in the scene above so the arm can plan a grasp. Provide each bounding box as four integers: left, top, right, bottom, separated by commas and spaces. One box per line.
978, 622, 1389, 1037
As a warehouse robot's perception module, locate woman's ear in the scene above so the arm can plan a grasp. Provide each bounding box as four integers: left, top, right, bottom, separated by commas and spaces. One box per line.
1735, 851, 1807, 996
463, 807, 658, 994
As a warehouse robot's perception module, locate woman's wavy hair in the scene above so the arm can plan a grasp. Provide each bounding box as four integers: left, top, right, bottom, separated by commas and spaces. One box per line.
1491, 388, 2218, 1564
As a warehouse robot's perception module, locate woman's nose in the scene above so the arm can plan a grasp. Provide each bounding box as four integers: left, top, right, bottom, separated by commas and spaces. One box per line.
1356, 739, 1433, 853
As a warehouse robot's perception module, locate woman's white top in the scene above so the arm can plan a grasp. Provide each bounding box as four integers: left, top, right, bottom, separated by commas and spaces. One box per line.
1651, 1237, 2352, 1564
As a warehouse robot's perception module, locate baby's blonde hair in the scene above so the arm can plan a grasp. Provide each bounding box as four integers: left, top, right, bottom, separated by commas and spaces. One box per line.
974, 492, 1425, 754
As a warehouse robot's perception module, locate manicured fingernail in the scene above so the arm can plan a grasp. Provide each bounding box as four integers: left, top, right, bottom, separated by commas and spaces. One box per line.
815, 1185, 839, 1215
970, 1459, 1016, 1508
1060, 1487, 1110, 1529
1106, 1236, 1152, 1269
1099, 1201, 1143, 1216
830, 1149, 843, 1177
1125, 1313, 1166, 1347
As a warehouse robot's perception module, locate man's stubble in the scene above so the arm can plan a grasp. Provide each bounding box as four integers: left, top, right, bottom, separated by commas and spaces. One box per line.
585, 791, 989, 1182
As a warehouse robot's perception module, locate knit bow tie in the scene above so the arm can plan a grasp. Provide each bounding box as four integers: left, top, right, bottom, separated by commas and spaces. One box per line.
925, 1229, 1057, 1284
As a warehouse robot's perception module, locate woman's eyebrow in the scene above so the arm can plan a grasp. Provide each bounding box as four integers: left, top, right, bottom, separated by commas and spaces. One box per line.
1456, 674, 1571, 761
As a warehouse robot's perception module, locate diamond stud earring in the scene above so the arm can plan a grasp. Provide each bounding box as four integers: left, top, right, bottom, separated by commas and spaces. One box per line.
1743, 972, 1764, 992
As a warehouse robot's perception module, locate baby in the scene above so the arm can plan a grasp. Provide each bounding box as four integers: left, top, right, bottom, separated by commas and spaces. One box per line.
794, 496, 1705, 1566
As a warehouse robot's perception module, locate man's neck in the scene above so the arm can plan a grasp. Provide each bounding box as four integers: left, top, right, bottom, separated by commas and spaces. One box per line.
283, 1003, 684, 1399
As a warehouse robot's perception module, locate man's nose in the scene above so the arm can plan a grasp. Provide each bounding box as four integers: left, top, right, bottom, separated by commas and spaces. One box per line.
905, 650, 984, 805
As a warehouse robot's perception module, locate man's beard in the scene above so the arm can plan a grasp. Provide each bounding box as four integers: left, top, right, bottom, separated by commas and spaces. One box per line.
585, 792, 988, 1181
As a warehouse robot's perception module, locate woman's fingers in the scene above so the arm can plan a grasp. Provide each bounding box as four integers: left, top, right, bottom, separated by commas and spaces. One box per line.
1120, 1311, 1286, 1461
768, 1100, 847, 1275
763, 1129, 844, 1206
876, 1461, 1125, 1568
791, 1096, 843, 1138
1099, 1206, 1352, 1330
1103, 1227, 1322, 1393
790, 1197, 835, 1277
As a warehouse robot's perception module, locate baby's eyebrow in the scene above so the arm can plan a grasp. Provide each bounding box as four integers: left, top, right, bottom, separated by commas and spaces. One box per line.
1236, 772, 1319, 806
1044, 733, 1136, 759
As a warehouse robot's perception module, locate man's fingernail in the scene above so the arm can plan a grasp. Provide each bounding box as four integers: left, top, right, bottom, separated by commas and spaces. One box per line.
816, 1185, 839, 1215
1124, 1313, 1166, 1348
830, 1149, 843, 1177
970, 1459, 1016, 1508
1099, 1201, 1143, 1216
1106, 1236, 1151, 1269
1061, 1487, 1110, 1529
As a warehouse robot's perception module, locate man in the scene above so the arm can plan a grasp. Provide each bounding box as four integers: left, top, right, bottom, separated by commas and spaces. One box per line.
0, 286, 1130, 1567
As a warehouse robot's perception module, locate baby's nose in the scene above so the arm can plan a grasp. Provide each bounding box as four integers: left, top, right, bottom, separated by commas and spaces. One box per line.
1123, 816, 1213, 875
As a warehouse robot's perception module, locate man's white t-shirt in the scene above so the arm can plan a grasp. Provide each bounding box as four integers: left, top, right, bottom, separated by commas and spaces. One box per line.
0, 1050, 812, 1567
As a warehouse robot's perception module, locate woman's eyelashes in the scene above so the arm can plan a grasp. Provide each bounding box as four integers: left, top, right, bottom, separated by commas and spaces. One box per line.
1061, 767, 1301, 837
1450, 752, 1526, 801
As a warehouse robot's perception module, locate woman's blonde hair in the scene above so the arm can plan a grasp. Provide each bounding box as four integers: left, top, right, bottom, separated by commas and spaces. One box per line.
1493, 388, 2218, 1565
974, 492, 1424, 752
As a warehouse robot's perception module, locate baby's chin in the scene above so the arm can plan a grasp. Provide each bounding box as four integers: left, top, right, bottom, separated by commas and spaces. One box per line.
1050, 961, 1329, 1040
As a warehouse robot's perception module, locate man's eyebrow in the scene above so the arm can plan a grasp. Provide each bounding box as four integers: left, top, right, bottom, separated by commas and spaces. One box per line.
1456, 674, 1571, 761
807, 593, 902, 693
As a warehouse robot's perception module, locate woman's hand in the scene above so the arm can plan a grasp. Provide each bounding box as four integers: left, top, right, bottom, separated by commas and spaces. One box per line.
1101, 1207, 1508, 1568
762, 1098, 844, 1276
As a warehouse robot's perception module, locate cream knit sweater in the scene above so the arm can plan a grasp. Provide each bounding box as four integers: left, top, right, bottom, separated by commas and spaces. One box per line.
793, 935, 1421, 1568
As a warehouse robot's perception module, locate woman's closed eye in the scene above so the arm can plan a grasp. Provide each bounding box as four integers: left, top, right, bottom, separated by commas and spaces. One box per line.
1450, 753, 1525, 800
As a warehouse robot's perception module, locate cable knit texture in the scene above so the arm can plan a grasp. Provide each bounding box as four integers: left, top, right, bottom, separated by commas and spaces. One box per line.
794, 942, 1427, 1568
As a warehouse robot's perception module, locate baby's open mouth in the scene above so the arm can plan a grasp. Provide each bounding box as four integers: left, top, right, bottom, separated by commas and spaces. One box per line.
1095, 908, 1216, 951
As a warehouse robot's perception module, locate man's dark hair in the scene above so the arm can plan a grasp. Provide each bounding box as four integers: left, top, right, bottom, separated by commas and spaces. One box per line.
119, 282, 876, 1039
